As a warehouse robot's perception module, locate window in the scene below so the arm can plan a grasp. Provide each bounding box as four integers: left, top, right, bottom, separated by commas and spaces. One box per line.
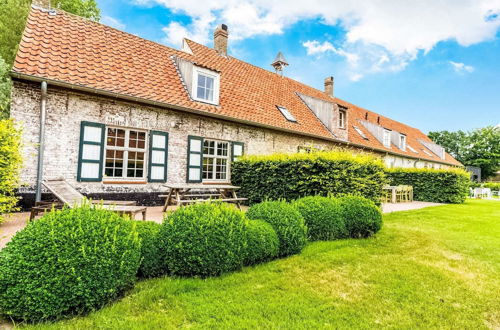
193, 67, 220, 104
383, 129, 391, 148
104, 127, 147, 180
407, 145, 418, 154
202, 139, 230, 181
399, 134, 406, 150
339, 109, 346, 128
353, 126, 368, 140
277, 105, 297, 122
422, 148, 433, 157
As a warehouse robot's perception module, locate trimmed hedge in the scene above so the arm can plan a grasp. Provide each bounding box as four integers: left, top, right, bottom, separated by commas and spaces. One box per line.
232, 151, 387, 205
159, 203, 247, 277
247, 201, 307, 257
0, 206, 141, 322
338, 196, 383, 238
135, 221, 164, 278
483, 182, 500, 191
386, 168, 470, 203
293, 196, 347, 241
244, 220, 279, 265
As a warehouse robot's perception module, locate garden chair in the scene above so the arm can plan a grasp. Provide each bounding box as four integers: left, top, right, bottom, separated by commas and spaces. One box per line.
30, 178, 147, 221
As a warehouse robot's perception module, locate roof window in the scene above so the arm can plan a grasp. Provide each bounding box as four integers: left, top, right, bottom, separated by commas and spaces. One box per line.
353, 126, 368, 140
277, 106, 297, 122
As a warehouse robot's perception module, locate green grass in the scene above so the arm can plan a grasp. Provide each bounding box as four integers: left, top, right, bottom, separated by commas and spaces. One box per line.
19, 200, 500, 329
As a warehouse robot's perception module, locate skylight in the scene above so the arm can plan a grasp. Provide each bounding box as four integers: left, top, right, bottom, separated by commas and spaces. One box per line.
422, 148, 433, 157
353, 126, 368, 140
407, 145, 418, 154
277, 106, 297, 122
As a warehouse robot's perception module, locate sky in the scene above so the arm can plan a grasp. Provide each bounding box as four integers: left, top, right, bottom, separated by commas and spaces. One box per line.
96, 0, 500, 133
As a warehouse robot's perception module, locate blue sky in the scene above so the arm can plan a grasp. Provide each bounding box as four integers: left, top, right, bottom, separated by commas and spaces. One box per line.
97, 0, 500, 133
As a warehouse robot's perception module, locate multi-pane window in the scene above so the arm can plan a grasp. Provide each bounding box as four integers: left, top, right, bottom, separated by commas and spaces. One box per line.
399, 134, 407, 150
202, 139, 229, 181
339, 109, 346, 128
196, 73, 215, 102
104, 128, 146, 180
383, 129, 391, 148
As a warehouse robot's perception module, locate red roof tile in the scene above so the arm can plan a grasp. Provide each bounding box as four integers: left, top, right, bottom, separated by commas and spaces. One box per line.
12, 6, 461, 166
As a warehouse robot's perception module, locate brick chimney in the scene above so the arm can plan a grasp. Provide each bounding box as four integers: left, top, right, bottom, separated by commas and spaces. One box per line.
32, 0, 51, 8
214, 24, 228, 56
324, 76, 334, 97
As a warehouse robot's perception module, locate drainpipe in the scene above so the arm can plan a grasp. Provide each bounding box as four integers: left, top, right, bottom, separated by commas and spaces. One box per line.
35, 81, 48, 202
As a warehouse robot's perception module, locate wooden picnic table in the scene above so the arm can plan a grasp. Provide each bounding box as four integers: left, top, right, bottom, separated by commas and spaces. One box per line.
383, 185, 398, 204
160, 184, 247, 211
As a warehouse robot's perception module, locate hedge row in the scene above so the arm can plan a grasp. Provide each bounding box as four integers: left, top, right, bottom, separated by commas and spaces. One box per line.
232, 151, 387, 205
0, 195, 383, 322
385, 168, 470, 203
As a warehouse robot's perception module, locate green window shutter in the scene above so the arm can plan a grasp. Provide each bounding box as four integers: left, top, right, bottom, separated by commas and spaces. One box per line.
232, 141, 244, 161
77, 121, 105, 182
187, 136, 203, 183
148, 131, 169, 183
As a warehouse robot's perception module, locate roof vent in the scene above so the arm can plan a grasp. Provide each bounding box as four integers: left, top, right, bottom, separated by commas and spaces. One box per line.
271, 52, 288, 76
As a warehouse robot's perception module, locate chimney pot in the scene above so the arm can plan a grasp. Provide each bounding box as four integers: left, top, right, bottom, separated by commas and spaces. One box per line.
214, 24, 229, 56
324, 76, 334, 97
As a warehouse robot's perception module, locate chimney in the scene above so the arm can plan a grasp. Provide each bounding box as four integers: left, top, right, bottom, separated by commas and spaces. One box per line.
32, 0, 51, 8
214, 24, 228, 56
324, 76, 334, 97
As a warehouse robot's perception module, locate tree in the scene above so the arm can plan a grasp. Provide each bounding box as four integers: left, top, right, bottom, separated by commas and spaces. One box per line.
0, 119, 22, 222
0, 58, 11, 119
51, 0, 100, 22
429, 126, 500, 180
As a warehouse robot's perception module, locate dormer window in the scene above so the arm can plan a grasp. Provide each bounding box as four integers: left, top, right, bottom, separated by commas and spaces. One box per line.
383, 129, 391, 148
277, 106, 297, 122
339, 109, 346, 128
193, 67, 220, 105
399, 134, 407, 151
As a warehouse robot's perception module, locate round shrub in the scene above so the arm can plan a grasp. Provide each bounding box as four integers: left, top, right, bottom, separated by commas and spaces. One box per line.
158, 203, 247, 277
293, 196, 348, 241
244, 220, 279, 265
246, 201, 307, 257
135, 221, 164, 278
0, 206, 141, 322
338, 196, 383, 238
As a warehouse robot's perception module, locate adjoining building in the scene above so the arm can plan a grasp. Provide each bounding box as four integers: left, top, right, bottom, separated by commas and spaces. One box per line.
10, 6, 461, 205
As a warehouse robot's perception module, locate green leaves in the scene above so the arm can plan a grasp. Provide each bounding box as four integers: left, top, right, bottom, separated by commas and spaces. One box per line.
386, 168, 470, 203
244, 220, 279, 266
0, 119, 22, 222
232, 151, 387, 205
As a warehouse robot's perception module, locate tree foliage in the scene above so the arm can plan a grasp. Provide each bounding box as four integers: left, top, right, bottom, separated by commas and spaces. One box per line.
429, 126, 500, 179
0, 59, 11, 119
0, 119, 22, 222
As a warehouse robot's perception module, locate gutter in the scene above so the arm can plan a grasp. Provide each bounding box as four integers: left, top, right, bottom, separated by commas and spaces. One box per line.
35, 81, 47, 202
11, 72, 460, 168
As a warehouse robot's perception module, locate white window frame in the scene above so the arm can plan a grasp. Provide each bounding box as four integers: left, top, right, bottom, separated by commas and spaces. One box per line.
399, 134, 407, 151
202, 138, 230, 182
383, 129, 391, 148
192, 66, 220, 105
277, 105, 297, 122
103, 126, 148, 181
339, 109, 346, 128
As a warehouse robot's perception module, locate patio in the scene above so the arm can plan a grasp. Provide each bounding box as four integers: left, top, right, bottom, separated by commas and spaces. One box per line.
0, 201, 445, 249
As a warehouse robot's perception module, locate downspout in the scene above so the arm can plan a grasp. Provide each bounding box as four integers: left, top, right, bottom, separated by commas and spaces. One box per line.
35, 81, 48, 202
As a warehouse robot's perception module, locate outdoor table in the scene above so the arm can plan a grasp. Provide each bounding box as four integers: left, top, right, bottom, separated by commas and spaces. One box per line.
161, 184, 247, 211
383, 185, 398, 203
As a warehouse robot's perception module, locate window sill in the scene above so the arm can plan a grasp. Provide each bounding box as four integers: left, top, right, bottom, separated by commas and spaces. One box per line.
103, 181, 148, 184
202, 181, 231, 185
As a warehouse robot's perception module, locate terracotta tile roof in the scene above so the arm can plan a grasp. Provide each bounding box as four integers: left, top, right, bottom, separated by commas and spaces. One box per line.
12, 6, 461, 166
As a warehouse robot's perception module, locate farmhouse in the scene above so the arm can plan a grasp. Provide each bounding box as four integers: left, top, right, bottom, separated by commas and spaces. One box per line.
10, 6, 461, 205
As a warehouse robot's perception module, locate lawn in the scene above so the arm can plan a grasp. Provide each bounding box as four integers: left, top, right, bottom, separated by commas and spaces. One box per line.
21, 200, 500, 329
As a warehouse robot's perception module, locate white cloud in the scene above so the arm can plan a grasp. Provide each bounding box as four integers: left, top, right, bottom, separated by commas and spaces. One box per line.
101, 16, 126, 30
449, 61, 475, 73
137, 0, 500, 79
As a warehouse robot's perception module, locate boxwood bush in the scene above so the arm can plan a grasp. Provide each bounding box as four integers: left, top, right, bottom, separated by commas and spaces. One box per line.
135, 221, 164, 278
232, 151, 387, 205
386, 168, 470, 203
293, 196, 348, 241
338, 196, 383, 238
159, 203, 247, 277
244, 220, 279, 265
0, 206, 141, 322
247, 201, 307, 257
